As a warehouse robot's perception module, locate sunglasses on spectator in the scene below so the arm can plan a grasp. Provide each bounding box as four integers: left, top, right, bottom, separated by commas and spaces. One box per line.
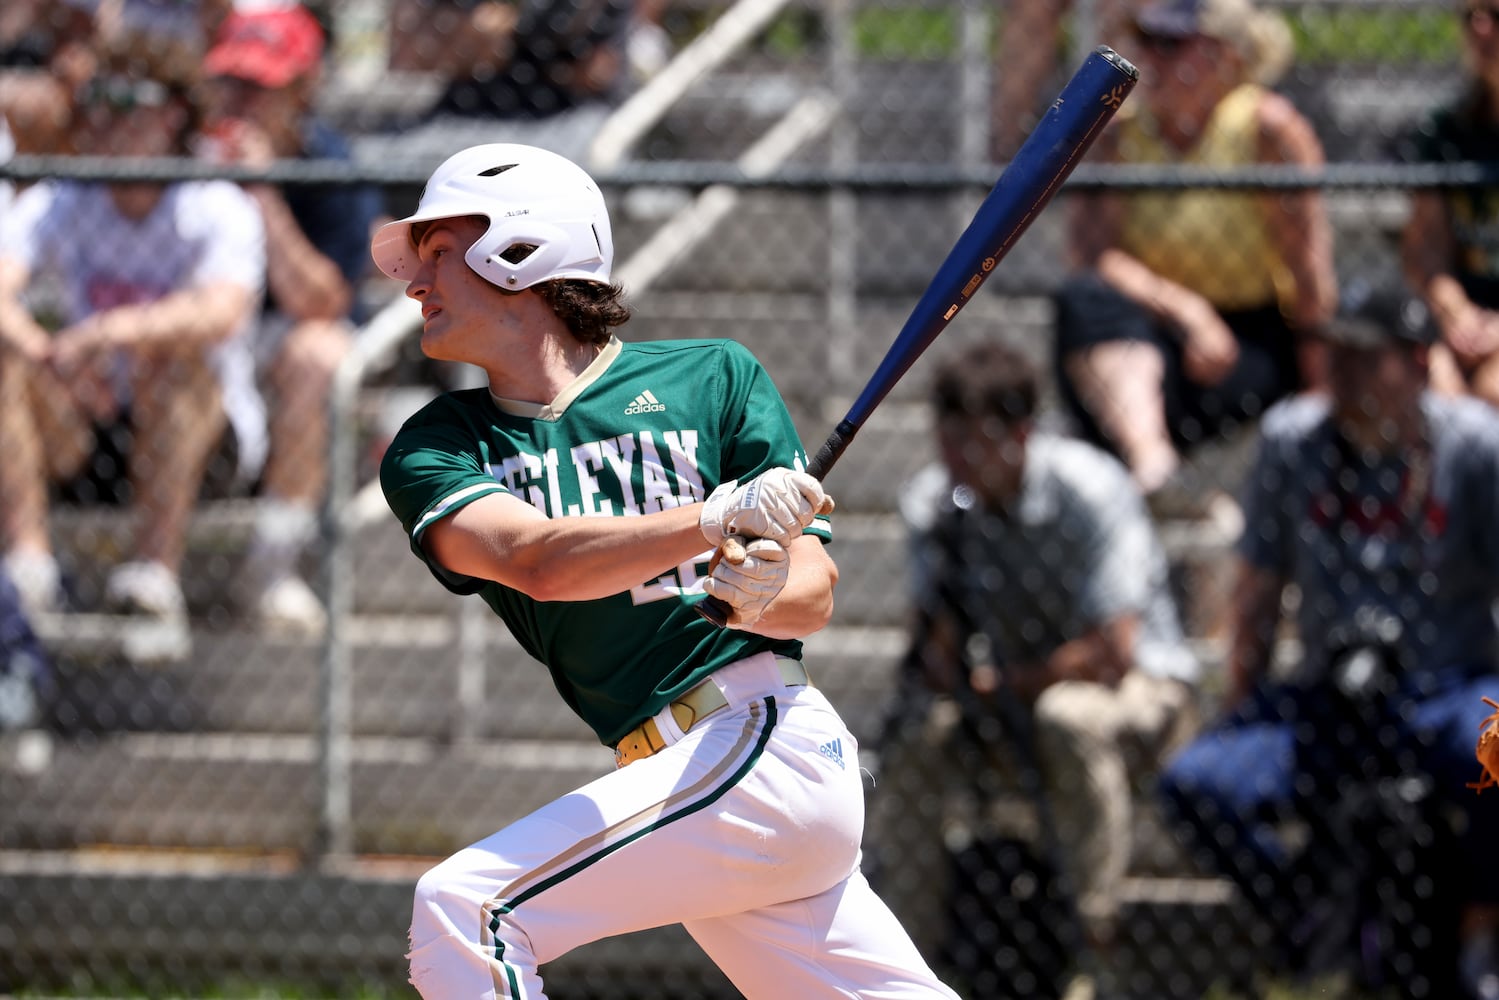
1134, 31, 1194, 57
77, 76, 171, 111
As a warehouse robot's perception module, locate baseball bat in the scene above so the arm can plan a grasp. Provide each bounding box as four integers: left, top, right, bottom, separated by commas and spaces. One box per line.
699, 45, 1138, 628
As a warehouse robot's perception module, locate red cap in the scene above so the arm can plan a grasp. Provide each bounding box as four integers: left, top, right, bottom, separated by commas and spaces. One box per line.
204, 5, 325, 88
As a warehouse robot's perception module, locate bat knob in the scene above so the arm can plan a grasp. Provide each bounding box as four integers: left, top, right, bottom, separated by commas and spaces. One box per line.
697, 595, 733, 628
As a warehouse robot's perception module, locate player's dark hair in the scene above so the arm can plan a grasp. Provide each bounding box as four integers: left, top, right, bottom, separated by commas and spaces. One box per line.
931, 342, 1038, 424
532, 279, 631, 346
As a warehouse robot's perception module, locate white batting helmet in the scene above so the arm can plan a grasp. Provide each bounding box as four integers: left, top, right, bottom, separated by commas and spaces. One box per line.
370, 143, 613, 291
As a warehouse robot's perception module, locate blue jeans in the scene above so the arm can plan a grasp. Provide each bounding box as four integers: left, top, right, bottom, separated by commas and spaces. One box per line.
1158, 671, 1499, 955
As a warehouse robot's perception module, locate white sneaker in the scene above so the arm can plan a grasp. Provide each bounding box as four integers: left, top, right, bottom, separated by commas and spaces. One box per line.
104, 561, 187, 619
4, 551, 62, 617
253, 575, 327, 636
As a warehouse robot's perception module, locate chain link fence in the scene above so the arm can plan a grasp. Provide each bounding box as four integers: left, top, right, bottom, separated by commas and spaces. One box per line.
2, 0, 1497, 998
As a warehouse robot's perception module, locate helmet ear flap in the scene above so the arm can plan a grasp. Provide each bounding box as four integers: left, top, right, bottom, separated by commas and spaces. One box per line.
466, 219, 597, 290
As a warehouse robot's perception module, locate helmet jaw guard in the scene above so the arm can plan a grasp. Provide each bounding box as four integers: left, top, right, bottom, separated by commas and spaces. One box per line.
370, 143, 613, 291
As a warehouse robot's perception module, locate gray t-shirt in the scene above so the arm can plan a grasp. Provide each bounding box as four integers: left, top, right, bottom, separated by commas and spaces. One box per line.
902, 434, 1199, 685
1238, 392, 1499, 684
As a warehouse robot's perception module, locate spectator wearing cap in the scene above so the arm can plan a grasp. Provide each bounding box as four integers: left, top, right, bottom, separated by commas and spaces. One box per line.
1053, 0, 1337, 514
0, 70, 266, 624
1157, 284, 1499, 990
199, 2, 384, 634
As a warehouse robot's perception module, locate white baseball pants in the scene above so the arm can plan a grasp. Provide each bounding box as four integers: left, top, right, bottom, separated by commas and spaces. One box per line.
407, 651, 960, 999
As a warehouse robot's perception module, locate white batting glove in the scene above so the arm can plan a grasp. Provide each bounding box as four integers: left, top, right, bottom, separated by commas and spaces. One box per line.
703, 538, 789, 629
699, 468, 834, 548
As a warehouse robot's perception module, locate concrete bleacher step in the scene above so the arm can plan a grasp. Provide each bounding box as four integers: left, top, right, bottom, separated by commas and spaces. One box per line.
624, 290, 1055, 407
36, 620, 908, 746
0, 850, 739, 999
0, 845, 1250, 1000
1, 733, 616, 856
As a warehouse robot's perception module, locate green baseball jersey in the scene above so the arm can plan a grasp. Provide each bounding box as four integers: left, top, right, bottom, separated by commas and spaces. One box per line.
380, 337, 833, 747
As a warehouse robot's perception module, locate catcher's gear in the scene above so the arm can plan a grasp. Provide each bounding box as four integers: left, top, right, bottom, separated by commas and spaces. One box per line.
699, 468, 834, 549
1472, 696, 1499, 794
703, 537, 788, 629
370, 143, 613, 290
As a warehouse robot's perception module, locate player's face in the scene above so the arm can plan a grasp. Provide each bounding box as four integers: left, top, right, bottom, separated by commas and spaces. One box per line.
406, 216, 528, 365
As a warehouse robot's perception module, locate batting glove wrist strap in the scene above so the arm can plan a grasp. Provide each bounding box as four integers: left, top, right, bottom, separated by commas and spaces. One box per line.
699, 479, 740, 548
699, 469, 833, 548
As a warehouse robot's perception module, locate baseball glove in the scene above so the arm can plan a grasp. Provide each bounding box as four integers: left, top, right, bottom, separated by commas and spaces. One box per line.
1471, 696, 1499, 794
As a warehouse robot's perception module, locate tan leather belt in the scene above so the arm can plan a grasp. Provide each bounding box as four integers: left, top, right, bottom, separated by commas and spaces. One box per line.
614, 658, 810, 768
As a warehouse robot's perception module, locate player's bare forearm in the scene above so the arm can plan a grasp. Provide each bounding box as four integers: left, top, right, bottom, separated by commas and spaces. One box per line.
739, 535, 837, 640
428, 494, 714, 602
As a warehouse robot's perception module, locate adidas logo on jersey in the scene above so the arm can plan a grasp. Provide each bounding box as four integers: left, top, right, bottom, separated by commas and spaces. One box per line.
818, 738, 845, 770
624, 390, 666, 414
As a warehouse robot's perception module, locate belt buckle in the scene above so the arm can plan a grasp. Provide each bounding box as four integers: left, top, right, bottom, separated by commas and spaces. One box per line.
614, 715, 669, 768
614, 660, 811, 768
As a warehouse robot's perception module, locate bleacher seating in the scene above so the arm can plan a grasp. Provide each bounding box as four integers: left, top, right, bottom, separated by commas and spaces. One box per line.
2, 3, 1459, 995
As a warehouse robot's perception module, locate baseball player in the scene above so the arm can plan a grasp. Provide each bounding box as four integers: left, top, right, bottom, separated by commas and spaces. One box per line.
373, 143, 960, 999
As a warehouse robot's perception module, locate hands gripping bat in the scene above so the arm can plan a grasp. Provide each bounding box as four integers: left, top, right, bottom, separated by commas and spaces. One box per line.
698, 46, 1139, 628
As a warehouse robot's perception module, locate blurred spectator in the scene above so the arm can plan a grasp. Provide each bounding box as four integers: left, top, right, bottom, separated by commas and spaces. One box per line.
994, 0, 1136, 161
0, 72, 266, 622
1052, 0, 1336, 513
2, 0, 234, 161
0, 0, 98, 157
0, 114, 14, 220
1401, 1, 1499, 410
376, 0, 636, 167
625, 0, 671, 90
92, 0, 233, 86
1157, 285, 1499, 995
868, 341, 1201, 996
199, 3, 384, 634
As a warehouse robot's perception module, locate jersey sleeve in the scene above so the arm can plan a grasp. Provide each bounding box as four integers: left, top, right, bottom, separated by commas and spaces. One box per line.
379, 404, 510, 593
0, 182, 55, 270
181, 181, 265, 294
1071, 454, 1155, 625
715, 340, 832, 543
